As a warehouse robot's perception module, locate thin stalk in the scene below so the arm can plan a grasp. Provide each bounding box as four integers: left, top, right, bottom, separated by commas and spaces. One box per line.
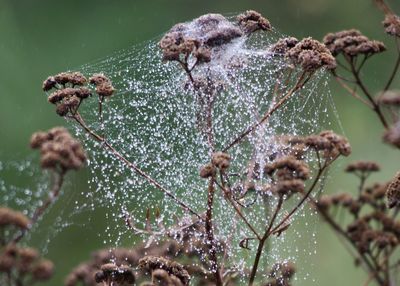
383, 38, 400, 92
205, 177, 223, 286
223, 72, 308, 152
72, 113, 201, 219
348, 60, 389, 129
248, 196, 283, 286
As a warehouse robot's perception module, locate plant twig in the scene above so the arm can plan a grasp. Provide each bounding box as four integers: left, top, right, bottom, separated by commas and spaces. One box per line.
72, 113, 201, 219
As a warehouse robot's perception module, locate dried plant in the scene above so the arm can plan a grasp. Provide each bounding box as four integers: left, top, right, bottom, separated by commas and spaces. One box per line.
0, 128, 85, 285
35, 10, 356, 286
5, 3, 400, 286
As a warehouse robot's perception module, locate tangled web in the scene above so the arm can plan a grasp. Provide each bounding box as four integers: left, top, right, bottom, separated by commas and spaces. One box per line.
2, 12, 343, 284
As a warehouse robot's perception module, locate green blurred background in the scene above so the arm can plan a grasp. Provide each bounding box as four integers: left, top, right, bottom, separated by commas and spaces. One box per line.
1, 0, 400, 285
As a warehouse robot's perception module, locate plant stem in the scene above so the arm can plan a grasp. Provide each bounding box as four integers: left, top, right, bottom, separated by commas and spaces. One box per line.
248, 196, 283, 286
205, 177, 223, 286
72, 113, 201, 219
223, 72, 308, 152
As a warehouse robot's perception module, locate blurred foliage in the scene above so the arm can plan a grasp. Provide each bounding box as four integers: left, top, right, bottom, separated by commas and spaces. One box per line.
1, 0, 400, 285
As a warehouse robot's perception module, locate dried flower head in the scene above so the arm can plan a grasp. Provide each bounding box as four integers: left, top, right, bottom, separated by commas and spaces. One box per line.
323, 29, 386, 57
0, 244, 54, 283
32, 260, 54, 281
345, 161, 380, 173
211, 152, 231, 171
237, 10, 271, 34
95, 263, 135, 284
138, 256, 190, 285
0, 207, 30, 229
30, 127, 86, 171
89, 74, 115, 97
199, 163, 216, 178
152, 269, 184, 286
273, 179, 305, 197
379, 90, 400, 106
383, 14, 400, 37
265, 156, 310, 181
268, 37, 299, 55
387, 172, 400, 208
383, 121, 400, 148
159, 13, 243, 63
287, 37, 336, 71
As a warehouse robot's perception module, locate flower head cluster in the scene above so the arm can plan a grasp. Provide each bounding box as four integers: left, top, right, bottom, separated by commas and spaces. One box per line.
30, 127, 86, 171
285, 37, 337, 71
386, 172, 400, 208
89, 74, 115, 98
199, 152, 231, 178
317, 163, 400, 259
383, 121, 400, 148
323, 29, 386, 57
288, 130, 351, 159
379, 90, 400, 106
268, 37, 299, 55
237, 10, 271, 34
269, 37, 336, 71
138, 256, 190, 286
43, 72, 91, 116
383, 14, 400, 37
0, 244, 54, 283
0, 207, 30, 230
43, 72, 114, 117
264, 155, 309, 199
345, 161, 380, 174
94, 263, 135, 285
159, 13, 244, 63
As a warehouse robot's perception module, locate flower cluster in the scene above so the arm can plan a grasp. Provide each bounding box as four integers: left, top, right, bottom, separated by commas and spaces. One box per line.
383, 14, 400, 37
264, 156, 309, 199
30, 127, 86, 171
316, 161, 400, 279
89, 74, 115, 98
288, 130, 351, 158
0, 243, 54, 284
43, 72, 114, 117
237, 10, 271, 34
138, 256, 190, 286
94, 263, 135, 285
43, 72, 91, 116
0, 207, 30, 231
199, 151, 231, 178
323, 29, 386, 57
270, 37, 336, 71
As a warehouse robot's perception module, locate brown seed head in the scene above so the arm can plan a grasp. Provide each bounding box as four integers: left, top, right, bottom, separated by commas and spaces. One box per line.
268, 37, 299, 55
383, 122, 400, 148
379, 90, 400, 106
287, 37, 336, 71
237, 10, 272, 34
383, 14, 400, 37
386, 172, 400, 208
199, 163, 216, 178
138, 256, 190, 285
345, 161, 380, 173
323, 29, 386, 57
274, 179, 305, 197
32, 260, 54, 281
0, 207, 30, 229
211, 152, 231, 171
30, 127, 86, 171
